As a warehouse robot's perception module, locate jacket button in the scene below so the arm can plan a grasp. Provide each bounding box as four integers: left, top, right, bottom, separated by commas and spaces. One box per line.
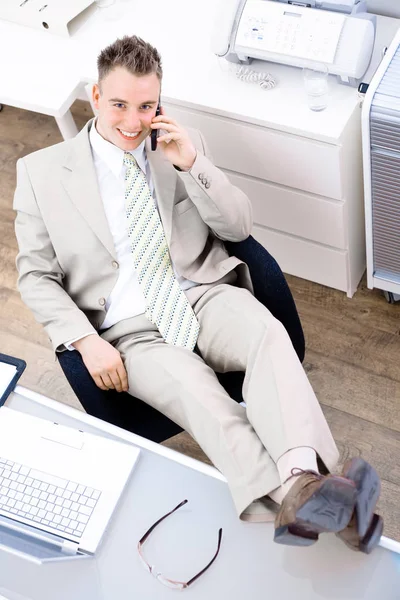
99, 297, 106, 306
205, 182, 211, 189
198, 173, 205, 181
112, 260, 119, 269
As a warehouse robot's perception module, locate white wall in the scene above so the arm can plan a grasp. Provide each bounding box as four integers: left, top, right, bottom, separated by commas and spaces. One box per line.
367, 0, 400, 18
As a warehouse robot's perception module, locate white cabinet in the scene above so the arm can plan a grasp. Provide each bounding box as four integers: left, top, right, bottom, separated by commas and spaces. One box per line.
164, 102, 365, 297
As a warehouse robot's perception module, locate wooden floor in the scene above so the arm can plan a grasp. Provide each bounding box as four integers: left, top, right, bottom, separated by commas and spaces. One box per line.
1, 101, 399, 543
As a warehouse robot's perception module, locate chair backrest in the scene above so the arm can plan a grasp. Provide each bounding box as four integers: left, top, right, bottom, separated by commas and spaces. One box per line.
225, 236, 305, 362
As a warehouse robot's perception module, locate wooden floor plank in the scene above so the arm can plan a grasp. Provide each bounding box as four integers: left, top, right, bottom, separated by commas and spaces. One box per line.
299, 302, 400, 384
1, 288, 51, 347
305, 351, 400, 432
287, 273, 400, 336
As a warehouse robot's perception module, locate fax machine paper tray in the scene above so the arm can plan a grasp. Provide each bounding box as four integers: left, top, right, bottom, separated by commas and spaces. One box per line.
275, 0, 363, 13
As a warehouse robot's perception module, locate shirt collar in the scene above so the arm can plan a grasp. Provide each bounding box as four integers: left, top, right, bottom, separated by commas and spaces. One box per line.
89, 118, 147, 178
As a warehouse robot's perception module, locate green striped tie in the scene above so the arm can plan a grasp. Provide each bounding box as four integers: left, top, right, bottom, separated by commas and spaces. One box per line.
124, 152, 200, 350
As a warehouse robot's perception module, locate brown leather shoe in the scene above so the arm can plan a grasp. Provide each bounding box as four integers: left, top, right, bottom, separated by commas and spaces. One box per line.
274, 469, 357, 547
336, 458, 382, 553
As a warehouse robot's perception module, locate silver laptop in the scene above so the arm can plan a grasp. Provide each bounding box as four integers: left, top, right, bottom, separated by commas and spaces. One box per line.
0, 406, 140, 560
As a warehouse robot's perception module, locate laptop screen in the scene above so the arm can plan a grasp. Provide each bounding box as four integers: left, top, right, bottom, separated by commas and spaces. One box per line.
0, 362, 17, 401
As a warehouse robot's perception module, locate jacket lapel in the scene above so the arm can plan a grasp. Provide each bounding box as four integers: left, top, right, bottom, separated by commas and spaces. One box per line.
60, 119, 117, 259
145, 138, 177, 244
60, 122, 177, 256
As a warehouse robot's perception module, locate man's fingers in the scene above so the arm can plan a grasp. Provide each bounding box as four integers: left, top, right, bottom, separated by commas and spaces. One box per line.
151, 122, 179, 133
117, 364, 129, 392
157, 133, 177, 144
93, 374, 109, 391
109, 370, 123, 393
101, 372, 115, 390
153, 114, 178, 126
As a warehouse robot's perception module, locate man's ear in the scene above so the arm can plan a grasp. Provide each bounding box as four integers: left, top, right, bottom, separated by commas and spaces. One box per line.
92, 84, 101, 110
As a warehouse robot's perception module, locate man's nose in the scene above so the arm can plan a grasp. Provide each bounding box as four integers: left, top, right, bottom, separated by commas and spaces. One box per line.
126, 111, 142, 131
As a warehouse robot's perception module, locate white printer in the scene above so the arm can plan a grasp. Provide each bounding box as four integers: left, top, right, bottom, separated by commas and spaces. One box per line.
212, 0, 377, 85
0, 0, 96, 37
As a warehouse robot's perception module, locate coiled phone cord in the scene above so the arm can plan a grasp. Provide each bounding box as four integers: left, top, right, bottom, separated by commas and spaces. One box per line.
235, 66, 277, 90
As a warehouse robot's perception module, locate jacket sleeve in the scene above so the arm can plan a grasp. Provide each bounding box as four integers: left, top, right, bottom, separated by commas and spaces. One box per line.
176, 131, 253, 242
13, 158, 97, 352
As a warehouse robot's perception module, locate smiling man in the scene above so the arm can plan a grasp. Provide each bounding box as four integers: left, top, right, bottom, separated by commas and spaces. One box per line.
14, 35, 382, 553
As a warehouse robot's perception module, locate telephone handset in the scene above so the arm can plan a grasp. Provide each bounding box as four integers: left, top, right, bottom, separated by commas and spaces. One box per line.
212, 0, 276, 90
211, 0, 245, 58
151, 102, 161, 151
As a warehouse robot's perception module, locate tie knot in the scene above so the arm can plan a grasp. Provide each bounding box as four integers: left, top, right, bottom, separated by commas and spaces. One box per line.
123, 152, 138, 169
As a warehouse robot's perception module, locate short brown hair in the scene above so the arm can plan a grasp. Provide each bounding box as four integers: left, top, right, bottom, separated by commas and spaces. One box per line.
97, 35, 162, 86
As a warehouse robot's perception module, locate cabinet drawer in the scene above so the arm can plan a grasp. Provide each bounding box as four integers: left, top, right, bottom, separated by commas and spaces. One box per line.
164, 103, 343, 200
227, 171, 346, 249
252, 225, 348, 292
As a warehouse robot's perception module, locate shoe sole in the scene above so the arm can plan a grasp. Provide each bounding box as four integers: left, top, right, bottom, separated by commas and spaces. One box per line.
337, 513, 384, 554
274, 477, 356, 546
343, 458, 381, 538
360, 513, 383, 554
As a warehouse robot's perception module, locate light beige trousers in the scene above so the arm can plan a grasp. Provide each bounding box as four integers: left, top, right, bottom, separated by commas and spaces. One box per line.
101, 284, 339, 521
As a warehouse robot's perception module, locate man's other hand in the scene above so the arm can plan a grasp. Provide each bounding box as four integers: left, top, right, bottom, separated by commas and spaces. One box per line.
72, 335, 129, 393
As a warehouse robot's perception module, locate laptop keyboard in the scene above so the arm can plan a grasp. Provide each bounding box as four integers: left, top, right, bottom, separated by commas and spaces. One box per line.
0, 457, 102, 539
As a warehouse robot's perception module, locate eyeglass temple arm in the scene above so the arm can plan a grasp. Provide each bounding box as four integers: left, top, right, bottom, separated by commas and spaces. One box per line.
139, 499, 188, 545
186, 528, 223, 587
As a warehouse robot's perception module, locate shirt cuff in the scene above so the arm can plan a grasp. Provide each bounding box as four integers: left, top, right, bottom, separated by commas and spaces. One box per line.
64, 332, 98, 351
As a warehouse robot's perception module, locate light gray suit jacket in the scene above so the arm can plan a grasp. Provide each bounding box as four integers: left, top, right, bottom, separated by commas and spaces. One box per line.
14, 119, 253, 352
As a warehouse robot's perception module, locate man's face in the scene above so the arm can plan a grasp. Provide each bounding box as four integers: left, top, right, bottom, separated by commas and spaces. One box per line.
92, 67, 160, 151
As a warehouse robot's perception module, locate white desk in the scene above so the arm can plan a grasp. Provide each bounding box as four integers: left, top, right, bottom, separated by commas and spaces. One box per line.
1, 1, 399, 294
0, 385, 398, 600
0, 20, 81, 139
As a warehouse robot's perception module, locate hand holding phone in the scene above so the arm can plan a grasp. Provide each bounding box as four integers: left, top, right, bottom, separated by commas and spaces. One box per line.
150, 108, 197, 171
151, 103, 161, 151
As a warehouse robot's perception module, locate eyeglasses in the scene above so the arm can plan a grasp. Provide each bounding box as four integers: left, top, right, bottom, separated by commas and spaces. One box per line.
137, 499, 223, 590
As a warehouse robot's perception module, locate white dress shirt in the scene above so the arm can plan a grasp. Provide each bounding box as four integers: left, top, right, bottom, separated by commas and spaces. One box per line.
64, 120, 198, 349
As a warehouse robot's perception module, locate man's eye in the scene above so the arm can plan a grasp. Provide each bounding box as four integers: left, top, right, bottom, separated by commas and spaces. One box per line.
114, 103, 125, 109
141, 105, 151, 110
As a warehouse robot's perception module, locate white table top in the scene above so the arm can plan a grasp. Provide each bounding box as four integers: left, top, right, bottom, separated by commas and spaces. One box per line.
0, 384, 397, 600
0, 1, 399, 141
0, 20, 81, 116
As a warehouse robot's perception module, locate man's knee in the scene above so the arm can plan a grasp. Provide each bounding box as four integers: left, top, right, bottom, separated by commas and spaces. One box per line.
257, 310, 291, 346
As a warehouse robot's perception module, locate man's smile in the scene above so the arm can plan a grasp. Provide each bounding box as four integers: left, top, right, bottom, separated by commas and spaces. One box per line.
117, 128, 142, 140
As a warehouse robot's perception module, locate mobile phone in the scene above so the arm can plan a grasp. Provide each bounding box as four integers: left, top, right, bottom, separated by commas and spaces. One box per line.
151, 102, 161, 151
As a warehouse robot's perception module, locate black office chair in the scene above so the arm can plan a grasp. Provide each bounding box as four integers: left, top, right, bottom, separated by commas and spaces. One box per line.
58, 235, 305, 443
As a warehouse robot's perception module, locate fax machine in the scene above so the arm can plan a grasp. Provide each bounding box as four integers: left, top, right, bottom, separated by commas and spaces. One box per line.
212, 0, 376, 86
